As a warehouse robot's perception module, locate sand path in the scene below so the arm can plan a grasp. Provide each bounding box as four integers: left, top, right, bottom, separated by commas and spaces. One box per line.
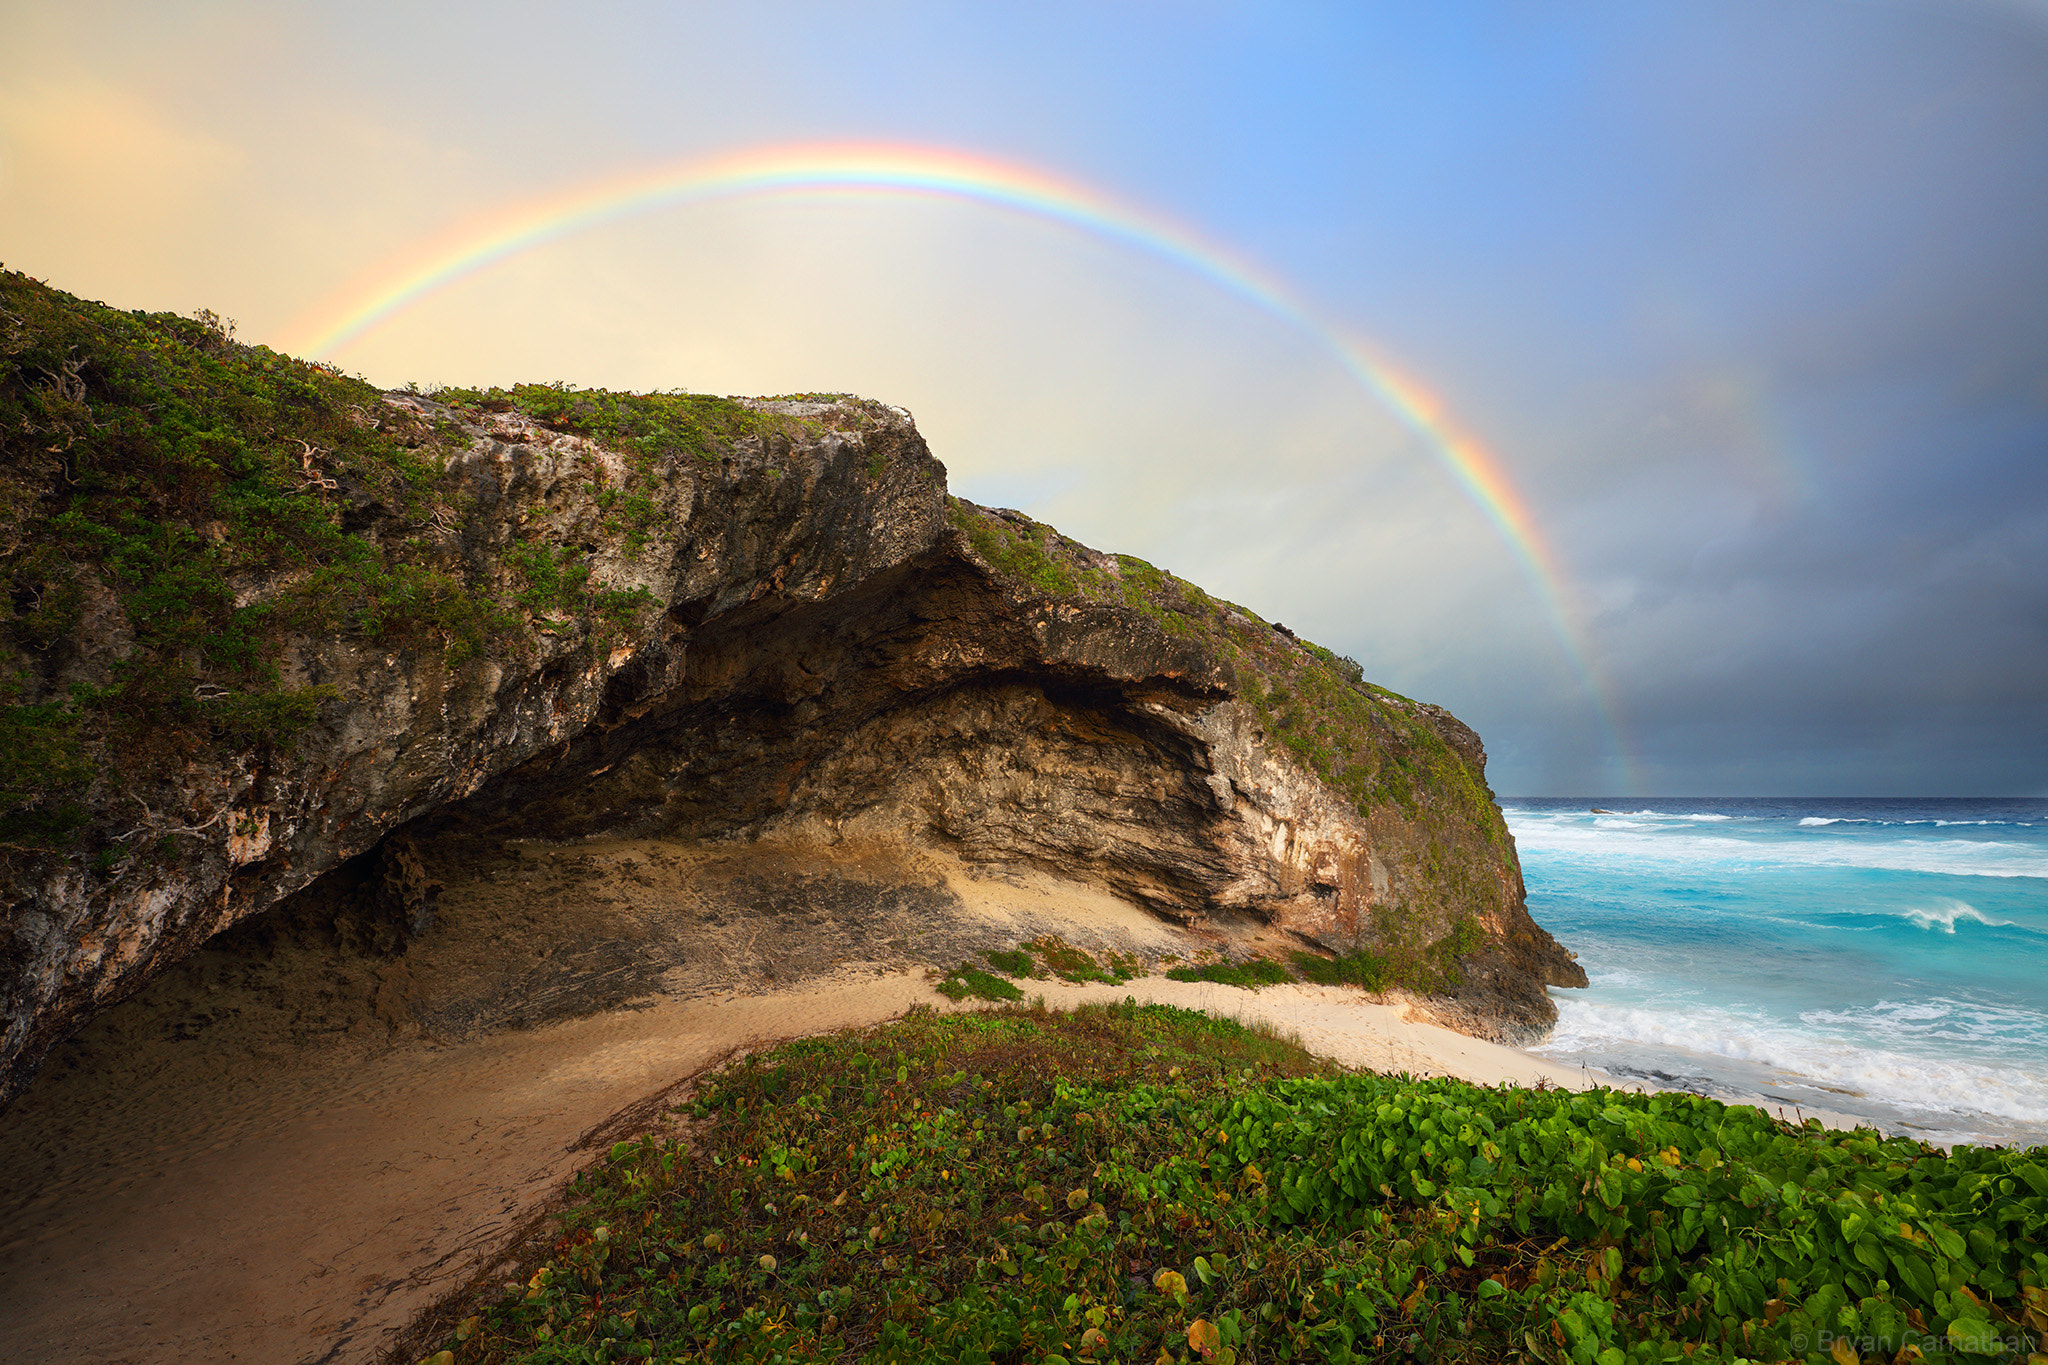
0, 971, 947, 1364
0, 969, 1592, 1365
0, 845, 1605, 1365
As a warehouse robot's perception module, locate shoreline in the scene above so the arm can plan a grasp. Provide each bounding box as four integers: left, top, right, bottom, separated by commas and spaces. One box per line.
1524, 1027, 2030, 1152
0, 834, 1894, 1365
0, 961, 1852, 1365
1503, 798, 2048, 1154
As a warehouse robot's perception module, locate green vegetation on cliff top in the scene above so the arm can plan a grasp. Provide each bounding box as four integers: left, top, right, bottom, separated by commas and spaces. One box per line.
0, 271, 793, 859
943, 497, 1508, 989
942, 497, 1500, 839
413, 1002, 2048, 1365
0, 266, 1498, 942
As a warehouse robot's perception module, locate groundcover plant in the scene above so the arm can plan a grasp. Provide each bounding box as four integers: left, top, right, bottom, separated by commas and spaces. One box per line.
418, 1002, 2048, 1365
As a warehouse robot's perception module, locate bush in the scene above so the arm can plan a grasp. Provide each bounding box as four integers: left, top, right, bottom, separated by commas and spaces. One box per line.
1291, 949, 1390, 990
1025, 935, 1134, 984
935, 966, 1023, 1002
416, 1004, 2048, 1365
983, 948, 1034, 977
1166, 956, 1294, 989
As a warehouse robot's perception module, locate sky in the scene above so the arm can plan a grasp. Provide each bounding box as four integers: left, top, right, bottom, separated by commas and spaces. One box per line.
2, 0, 2044, 796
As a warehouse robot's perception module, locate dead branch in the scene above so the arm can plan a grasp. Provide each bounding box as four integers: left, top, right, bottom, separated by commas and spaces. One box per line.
296, 439, 338, 493
112, 794, 237, 847
35, 348, 89, 405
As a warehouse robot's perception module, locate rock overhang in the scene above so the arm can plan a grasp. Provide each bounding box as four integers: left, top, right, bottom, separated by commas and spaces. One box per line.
0, 273, 1583, 1108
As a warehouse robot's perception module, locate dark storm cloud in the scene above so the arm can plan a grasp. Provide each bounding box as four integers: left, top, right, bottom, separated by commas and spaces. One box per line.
1338, 1, 2048, 793
5, 0, 2041, 793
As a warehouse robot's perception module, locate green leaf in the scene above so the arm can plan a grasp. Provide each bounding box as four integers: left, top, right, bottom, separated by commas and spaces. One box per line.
1889, 1250, 1937, 1302
1945, 1318, 2002, 1356
1477, 1278, 1506, 1298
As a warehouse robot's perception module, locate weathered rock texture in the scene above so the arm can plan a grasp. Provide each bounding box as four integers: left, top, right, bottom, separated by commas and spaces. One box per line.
0, 275, 1581, 1108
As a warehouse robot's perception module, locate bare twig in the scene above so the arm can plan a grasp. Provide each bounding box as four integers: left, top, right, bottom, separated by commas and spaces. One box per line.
58, 351, 87, 403
35, 348, 90, 405
296, 439, 338, 493
112, 792, 237, 846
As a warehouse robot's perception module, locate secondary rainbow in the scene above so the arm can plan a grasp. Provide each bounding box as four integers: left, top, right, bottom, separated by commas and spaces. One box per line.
279, 142, 1629, 764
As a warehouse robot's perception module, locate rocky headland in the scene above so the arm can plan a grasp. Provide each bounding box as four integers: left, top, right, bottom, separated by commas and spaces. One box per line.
0, 269, 1583, 1114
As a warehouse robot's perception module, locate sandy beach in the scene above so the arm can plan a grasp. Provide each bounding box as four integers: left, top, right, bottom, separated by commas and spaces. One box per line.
0, 974, 1599, 1365
0, 842, 1782, 1365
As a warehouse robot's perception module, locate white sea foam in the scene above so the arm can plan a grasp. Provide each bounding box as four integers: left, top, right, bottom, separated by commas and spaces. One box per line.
1890, 899, 2013, 933
1802, 995, 2047, 1051
1581, 964, 1659, 990
1504, 816, 2048, 879
1538, 998, 2048, 1124
1794, 818, 2028, 828
1609, 809, 1733, 821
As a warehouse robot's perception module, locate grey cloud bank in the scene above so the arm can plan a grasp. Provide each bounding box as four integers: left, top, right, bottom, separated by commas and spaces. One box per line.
2, 0, 2042, 793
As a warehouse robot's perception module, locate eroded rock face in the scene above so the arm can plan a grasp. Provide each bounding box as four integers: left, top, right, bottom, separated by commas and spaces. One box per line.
0, 395, 1580, 1107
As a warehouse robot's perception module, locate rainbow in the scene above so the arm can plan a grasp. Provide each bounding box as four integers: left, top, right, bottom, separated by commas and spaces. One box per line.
277, 141, 1629, 768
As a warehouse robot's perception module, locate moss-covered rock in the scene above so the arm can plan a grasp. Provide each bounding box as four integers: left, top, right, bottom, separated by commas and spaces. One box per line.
940, 499, 1583, 1020
0, 271, 1579, 1108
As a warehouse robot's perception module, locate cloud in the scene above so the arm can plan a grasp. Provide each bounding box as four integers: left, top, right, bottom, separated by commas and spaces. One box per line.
0, 75, 247, 300
2, 0, 2043, 794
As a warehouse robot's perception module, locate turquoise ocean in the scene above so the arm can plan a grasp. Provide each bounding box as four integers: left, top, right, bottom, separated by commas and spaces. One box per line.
1503, 798, 2048, 1151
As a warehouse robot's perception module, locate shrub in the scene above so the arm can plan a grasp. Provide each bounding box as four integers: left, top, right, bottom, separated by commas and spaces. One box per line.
416, 1005, 2048, 1365
1165, 957, 1293, 989
983, 948, 1034, 977
1025, 935, 1134, 984
935, 966, 1023, 1002
1291, 948, 1391, 990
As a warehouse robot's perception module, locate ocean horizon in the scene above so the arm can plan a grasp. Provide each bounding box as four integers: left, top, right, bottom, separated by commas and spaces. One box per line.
1503, 796, 2048, 1151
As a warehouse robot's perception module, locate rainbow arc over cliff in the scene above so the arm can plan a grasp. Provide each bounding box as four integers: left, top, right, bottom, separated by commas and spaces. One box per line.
279, 142, 1628, 767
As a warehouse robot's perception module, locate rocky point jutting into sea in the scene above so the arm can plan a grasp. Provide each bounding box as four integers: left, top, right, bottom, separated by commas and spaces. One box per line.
0, 269, 1583, 1113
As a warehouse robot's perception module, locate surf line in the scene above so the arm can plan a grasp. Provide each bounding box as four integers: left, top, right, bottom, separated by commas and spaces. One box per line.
278, 140, 1631, 771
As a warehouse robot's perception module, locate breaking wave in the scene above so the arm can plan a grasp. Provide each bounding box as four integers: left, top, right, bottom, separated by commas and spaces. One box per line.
1506, 815, 2048, 880
1539, 998, 2048, 1127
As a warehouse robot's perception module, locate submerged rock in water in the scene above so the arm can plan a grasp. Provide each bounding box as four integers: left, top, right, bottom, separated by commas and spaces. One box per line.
0, 274, 1581, 1107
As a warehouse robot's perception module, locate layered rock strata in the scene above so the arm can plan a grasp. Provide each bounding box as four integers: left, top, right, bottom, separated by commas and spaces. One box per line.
0, 279, 1581, 1107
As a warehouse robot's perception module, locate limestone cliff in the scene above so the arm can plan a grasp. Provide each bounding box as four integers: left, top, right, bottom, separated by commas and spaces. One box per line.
0, 271, 1582, 1107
